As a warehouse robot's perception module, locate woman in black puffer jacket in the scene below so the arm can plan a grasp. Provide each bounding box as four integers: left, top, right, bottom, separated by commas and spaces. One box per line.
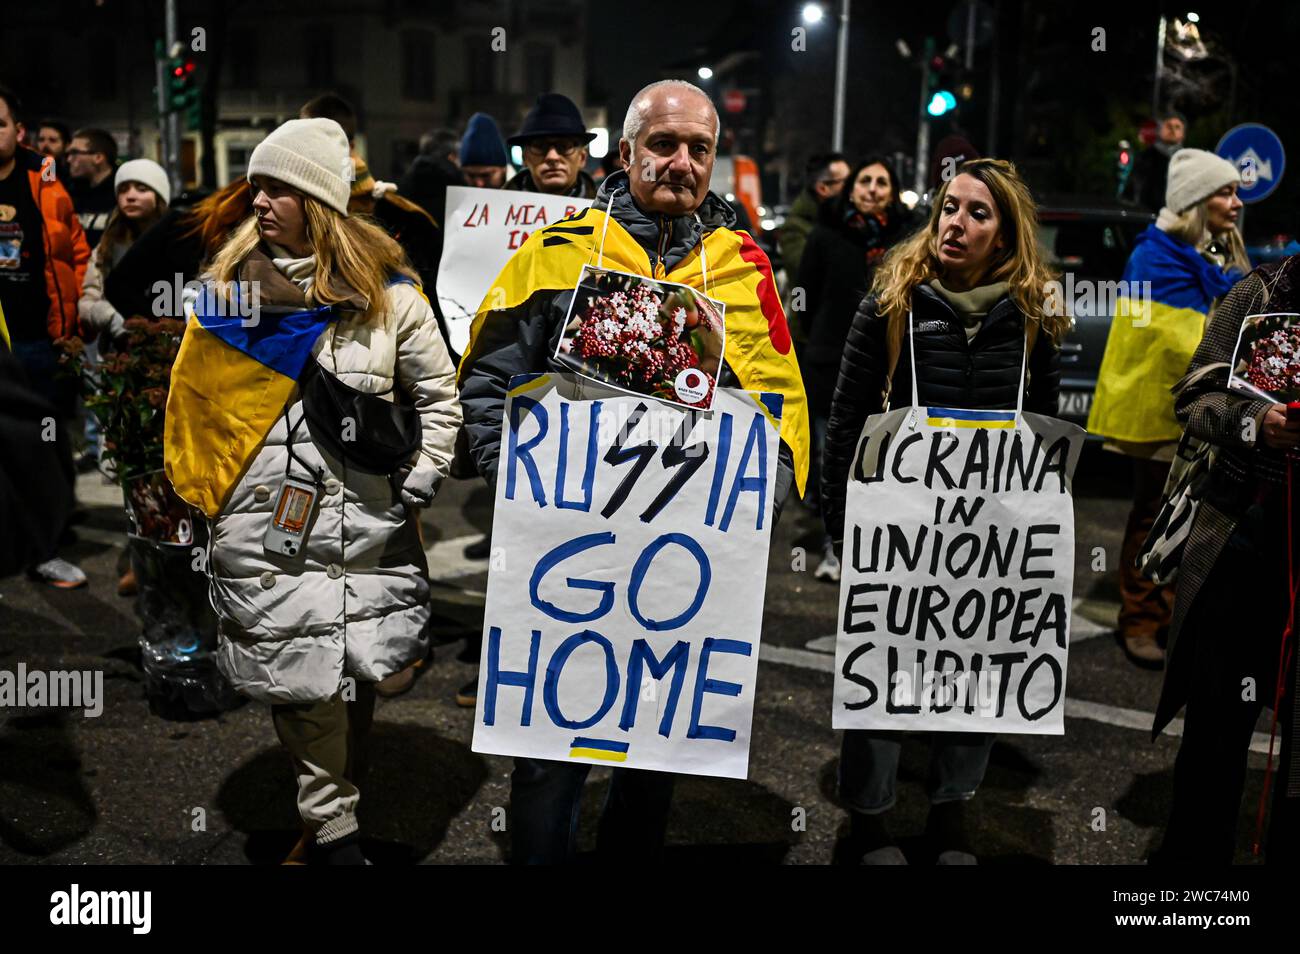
822, 158, 1067, 864
797, 156, 916, 577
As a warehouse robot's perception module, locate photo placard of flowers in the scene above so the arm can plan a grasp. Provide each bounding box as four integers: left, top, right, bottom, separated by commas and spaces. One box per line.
558, 267, 724, 408
1230, 313, 1300, 403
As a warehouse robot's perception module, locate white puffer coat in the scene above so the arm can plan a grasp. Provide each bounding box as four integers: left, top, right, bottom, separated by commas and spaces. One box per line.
208, 250, 461, 703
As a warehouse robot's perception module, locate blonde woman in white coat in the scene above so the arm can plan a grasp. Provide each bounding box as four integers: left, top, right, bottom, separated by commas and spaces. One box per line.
200, 119, 461, 863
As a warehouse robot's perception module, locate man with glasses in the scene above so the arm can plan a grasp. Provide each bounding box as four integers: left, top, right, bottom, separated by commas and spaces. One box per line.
505, 93, 597, 199
778, 151, 848, 285
66, 128, 119, 248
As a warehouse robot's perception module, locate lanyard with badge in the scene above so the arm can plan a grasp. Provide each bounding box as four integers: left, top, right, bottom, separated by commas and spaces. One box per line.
263, 405, 326, 558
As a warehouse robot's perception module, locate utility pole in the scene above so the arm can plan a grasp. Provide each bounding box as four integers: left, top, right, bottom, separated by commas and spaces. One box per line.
1151, 14, 1167, 118
831, 0, 850, 152
985, 0, 1001, 156
914, 36, 934, 196
164, 0, 182, 197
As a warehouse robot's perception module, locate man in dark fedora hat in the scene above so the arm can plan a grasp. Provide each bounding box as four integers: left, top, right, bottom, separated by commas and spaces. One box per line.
505, 92, 597, 199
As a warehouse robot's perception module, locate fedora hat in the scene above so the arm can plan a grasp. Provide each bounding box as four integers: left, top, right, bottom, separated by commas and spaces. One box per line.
507, 93, 595, 147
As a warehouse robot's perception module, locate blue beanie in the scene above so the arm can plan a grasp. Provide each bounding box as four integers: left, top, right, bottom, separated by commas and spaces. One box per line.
459, 113, 509, 167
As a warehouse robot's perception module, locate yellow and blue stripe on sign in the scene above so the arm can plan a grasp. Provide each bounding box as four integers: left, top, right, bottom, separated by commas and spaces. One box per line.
925, 406, 1017, 429
568, 737, 630, 762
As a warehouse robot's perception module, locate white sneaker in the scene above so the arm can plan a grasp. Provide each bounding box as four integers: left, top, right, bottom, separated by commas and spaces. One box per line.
814, 551, 841, 582
29, 557, 88, 589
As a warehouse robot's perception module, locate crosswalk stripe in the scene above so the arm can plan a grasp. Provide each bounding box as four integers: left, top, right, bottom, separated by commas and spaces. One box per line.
759, 643, 1275, 755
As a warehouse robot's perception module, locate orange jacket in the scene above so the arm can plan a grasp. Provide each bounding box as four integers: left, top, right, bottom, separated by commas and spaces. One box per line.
14, 147, 91, 339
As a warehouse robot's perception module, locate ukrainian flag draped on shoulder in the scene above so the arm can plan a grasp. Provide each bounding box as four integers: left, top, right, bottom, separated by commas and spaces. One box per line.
164, 282, 334, 518
1088, 224, 1241, 445
459, 206, 811, 495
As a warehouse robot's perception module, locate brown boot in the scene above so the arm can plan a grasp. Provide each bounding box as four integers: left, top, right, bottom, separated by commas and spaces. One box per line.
116, 568, 138, 597
1122, 631, 1165, 668
376, 662, 418, 697
282, 829, 311, 865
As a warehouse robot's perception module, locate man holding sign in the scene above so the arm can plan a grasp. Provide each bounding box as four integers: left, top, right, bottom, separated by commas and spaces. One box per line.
822, 159, 1078, 865
458, 79, 809, 863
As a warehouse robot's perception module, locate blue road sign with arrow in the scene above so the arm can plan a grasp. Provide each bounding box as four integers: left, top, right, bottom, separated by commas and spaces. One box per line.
1216, 123, 1286, 204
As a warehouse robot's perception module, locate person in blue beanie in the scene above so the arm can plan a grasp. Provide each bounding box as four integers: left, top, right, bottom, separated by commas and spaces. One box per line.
459, 112, 510, 190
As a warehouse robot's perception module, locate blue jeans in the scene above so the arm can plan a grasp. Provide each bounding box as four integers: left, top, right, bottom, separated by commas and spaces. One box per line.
839, 730, 995, 814
9, 337, 75, 415
509, 757, 675, 864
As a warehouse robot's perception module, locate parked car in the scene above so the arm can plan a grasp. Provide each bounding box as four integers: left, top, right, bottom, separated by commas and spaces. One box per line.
1036, 202, 1155, 431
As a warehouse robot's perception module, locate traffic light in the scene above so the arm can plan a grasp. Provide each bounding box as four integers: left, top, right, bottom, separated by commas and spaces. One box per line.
927, 90, 957, 117
1116, 139, 1133, 198
168, 56, 201, 130
926, 52, 958, 118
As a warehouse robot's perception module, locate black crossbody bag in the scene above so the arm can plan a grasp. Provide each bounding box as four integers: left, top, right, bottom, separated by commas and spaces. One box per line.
299, 335, 422, 476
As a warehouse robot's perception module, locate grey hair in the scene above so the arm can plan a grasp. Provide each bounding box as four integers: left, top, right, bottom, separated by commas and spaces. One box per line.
621, 80, 720, 146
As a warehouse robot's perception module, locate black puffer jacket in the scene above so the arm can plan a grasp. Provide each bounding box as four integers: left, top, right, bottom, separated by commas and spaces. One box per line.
821, 283, 1061, 544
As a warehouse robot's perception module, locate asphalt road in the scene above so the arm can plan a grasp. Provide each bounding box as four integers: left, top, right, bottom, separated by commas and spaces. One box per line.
0, 445, 1279, 864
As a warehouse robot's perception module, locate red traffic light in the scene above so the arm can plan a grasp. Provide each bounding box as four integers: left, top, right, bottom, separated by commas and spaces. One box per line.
1119, 150, 1130, 165
173, 66, 184, 77
184, 61, 196, 73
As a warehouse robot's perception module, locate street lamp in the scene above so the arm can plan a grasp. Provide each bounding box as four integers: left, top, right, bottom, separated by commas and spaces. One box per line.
698, 66, 714, 80
800, 2, 849, 151
1186, 10, 1200, 22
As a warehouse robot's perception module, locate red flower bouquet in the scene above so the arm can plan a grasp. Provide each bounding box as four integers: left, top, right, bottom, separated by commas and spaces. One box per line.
565, 277, 723, 407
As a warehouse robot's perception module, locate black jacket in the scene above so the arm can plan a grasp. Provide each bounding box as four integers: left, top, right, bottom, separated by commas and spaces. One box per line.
504, 167, 598, 199
103, 206, 205, 320
1131, 144, 1175, 213
457, 169, 795, 513
796, 202, 916, 368
370, 196, 452, 351
397, 154, 463, 228
821, 284, 1061, 544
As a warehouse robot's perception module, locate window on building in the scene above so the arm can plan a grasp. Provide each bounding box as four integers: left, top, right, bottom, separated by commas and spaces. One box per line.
524, 44, 553, 94
401, 31, 435, 100
468, 45, 495, 93
304, 24, 334, 88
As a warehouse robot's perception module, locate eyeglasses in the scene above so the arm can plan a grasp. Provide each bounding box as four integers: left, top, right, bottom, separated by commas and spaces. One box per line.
523, 139, 584, 158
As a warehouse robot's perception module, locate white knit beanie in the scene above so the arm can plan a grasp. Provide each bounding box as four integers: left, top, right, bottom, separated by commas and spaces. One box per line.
246, 118, 352, 216
1165, 148, 1241, 214
115, 159, 170, 205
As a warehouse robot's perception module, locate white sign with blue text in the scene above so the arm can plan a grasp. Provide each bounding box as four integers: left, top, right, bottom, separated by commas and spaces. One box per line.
472, 373, 781, 779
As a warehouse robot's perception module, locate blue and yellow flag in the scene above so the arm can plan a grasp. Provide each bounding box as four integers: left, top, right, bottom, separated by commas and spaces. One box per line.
459, 207, 811, 496
926, 407, 1017, 429
568, 736, 629, 762
164, 283, 334, 518
1089, 225, 1241, 445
